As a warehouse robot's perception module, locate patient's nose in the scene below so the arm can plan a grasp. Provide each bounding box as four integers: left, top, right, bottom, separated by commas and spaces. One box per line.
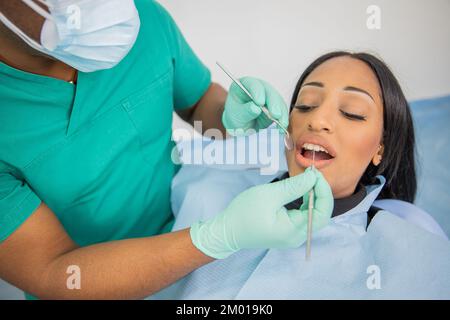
307, 104, 334, 134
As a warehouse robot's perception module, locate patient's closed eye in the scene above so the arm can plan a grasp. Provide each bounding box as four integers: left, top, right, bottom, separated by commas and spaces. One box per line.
294, 105, 317, 111
294, 105, 366, 121
341, 110, 366, 121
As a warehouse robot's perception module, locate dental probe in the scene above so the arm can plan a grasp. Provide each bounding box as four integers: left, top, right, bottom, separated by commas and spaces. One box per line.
306, 150, 315, 261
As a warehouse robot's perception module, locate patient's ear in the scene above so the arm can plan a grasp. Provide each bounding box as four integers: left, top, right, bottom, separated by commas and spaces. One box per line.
372, 144, 384, 166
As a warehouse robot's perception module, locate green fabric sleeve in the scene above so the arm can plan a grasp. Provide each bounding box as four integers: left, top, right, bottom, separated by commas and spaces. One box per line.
0, 171, 41, 242
152, 1, 212, 110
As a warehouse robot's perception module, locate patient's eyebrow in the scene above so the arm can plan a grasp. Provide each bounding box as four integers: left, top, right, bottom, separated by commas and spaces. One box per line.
301, 81, 324, 88
343, 86, 375, 102
300, 81, 375, 103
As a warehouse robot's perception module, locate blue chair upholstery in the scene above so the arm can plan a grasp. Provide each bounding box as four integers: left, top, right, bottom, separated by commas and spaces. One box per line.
410, 94, 450, 237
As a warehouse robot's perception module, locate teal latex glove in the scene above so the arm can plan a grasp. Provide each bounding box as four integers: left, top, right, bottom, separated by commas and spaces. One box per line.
222, 76, 289, 135
190, 167, 334, 259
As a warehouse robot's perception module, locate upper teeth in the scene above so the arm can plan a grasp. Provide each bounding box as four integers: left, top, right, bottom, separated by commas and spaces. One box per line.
302, 143, 329, 154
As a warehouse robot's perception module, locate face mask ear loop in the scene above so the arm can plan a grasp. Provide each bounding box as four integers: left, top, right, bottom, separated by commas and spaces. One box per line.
21, 0, 55, 21
36, 0, 53, 8
0, 11, 45, 50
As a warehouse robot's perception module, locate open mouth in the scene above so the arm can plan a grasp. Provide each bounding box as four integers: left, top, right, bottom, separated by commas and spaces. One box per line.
301, 143, 334, 161
295, 142, 336, 169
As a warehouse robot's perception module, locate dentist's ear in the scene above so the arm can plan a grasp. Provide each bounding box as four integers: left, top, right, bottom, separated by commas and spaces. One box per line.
372, 144, 384, 166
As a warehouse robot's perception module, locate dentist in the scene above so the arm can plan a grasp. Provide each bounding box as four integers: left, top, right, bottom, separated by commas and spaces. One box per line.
0, 0, 333, 299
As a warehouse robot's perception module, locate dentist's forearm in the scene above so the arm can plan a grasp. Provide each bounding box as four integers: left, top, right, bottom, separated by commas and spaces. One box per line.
40, 228, 213, 299
187, 82, 228, 137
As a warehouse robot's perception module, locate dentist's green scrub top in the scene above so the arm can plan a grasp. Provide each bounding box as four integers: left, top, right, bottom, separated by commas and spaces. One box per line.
0, 0, 210, 297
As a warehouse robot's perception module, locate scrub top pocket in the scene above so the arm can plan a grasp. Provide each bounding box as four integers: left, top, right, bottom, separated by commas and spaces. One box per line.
121, 69, 174, 161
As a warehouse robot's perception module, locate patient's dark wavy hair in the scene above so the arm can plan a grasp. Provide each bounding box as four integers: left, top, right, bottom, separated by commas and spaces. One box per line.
290, 51, 417, 202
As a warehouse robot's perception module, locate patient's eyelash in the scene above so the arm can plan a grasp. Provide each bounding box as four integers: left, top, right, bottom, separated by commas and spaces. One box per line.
294, 105, 317, 111
340, 110, 366, 121
294, 105, 366, 121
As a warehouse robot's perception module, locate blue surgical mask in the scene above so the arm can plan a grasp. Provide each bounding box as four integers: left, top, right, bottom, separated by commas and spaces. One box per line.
0, 0, 141, 72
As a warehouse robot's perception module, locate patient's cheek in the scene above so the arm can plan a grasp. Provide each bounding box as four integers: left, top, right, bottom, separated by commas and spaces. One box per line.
286, 149, 301, 176
286, 157, 296, 176
360, 137, 380, 163
348, 129, 380, 163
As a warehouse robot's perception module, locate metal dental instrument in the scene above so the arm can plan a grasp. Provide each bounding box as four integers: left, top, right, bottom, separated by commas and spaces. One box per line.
216, 62, 294, 150
306, 150, 315, 261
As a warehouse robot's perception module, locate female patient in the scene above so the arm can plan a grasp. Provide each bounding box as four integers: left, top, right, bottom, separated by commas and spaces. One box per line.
153, 51, 450, 299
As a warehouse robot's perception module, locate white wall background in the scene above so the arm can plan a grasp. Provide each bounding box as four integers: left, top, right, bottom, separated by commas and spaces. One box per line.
159, 0, 450, 130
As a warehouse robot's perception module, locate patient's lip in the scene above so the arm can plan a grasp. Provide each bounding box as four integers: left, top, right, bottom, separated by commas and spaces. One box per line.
295, 135, 337, 169
296, 135, 337, 157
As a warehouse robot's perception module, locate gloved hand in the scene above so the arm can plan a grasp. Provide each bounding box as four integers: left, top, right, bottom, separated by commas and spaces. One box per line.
222, 77, 289, 136
190, 167, 334, 259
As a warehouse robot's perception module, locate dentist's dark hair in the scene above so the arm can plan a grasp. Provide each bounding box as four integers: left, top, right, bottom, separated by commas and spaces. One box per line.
290, 51, 417, 202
